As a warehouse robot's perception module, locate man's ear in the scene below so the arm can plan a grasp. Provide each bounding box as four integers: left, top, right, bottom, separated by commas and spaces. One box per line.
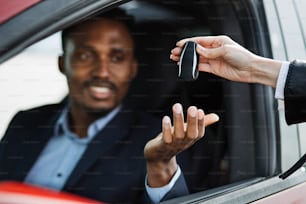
58, 55, 65, 74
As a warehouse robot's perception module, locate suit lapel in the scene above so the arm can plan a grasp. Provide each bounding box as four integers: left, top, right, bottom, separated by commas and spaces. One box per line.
12, 109, 61, 181
64, 107, 136, 189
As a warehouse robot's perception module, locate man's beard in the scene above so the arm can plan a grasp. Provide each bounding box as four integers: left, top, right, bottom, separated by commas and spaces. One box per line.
69, 95, 117, 118
85, 106, 113, 117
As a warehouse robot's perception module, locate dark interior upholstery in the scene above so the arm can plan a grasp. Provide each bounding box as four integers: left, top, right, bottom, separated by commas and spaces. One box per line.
124, 0, 260, 188
125, 17, 229, 188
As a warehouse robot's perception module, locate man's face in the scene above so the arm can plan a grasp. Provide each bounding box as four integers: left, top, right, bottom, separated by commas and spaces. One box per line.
60, 19, 137, 114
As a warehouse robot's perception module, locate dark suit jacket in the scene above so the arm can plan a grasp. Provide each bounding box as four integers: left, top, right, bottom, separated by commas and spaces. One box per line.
0, 101, 223, 203
284, 60, 306, 125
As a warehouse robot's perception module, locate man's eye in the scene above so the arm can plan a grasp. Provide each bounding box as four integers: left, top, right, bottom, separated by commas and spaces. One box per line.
80, 53, 89, 60
73, 50, 95, 64
111, 54, 124, 63
78, 51, 93, 61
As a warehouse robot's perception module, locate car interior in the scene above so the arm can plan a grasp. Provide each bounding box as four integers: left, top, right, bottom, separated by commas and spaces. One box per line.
116, 0, 274, 191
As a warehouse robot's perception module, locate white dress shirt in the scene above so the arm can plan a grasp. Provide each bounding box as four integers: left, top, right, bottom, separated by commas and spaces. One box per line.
275, 61, 290, 100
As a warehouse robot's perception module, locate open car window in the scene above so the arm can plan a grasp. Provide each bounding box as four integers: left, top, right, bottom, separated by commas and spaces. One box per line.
2, 0, 306, 203
0, 32, 67, 137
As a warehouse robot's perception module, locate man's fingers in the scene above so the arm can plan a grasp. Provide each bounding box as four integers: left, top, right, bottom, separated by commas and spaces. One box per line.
197, 109, 205, 137
162, 116, 172, 144
173, 103, 185, 139
186, 106, 198, 139
204, 113, 219, 126
164, 104, 219, 147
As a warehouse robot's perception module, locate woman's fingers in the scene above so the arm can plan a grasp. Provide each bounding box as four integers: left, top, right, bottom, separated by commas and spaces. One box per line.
176, 36, 234, 48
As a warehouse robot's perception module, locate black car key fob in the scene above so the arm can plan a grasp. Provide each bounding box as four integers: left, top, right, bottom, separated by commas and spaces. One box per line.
178, 41, 199, 81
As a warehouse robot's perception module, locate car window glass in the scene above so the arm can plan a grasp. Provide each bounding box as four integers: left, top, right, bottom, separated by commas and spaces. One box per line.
0, 32, 68, 138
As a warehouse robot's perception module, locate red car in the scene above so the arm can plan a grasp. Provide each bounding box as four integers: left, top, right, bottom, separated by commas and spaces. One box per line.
1, 0, 306, 203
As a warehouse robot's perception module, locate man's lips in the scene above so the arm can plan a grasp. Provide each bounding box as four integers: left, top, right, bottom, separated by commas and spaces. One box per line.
88, 85, 113, 100
84, 80, 117, 100
90, 86, 110, 93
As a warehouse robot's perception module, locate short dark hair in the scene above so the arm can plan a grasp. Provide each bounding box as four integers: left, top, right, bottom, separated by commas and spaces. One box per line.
61, 8, 135, 51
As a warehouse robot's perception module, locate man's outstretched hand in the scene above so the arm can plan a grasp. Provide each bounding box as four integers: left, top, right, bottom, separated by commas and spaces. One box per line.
144, 103, 219, 187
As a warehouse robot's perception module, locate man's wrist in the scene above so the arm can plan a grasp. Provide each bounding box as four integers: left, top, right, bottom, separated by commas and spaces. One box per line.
145, 166, 182, 203
146, 157, 178, 187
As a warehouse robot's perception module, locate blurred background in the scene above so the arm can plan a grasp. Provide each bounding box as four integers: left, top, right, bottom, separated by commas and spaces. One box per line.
0, 32, 68, 138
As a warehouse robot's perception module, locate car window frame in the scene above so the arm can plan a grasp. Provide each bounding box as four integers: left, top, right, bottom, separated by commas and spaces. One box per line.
0, 0, 130, 64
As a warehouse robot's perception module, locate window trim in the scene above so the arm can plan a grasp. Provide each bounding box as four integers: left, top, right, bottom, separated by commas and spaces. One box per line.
0, 0, 130, 64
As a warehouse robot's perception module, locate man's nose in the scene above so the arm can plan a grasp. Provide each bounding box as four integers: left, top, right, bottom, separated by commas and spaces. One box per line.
93, 58, 110, 78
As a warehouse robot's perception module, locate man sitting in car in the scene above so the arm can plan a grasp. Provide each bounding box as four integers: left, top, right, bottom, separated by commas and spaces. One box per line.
0, 8, 220, 203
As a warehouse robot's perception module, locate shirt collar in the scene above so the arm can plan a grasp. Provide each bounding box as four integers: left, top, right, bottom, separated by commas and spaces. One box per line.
54, 105, 122, 144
